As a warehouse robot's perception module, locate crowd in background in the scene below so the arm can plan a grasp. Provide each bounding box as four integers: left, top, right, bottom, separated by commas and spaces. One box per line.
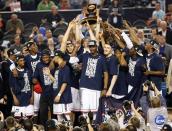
0, 0, 167, 11
0, 0, 172, 131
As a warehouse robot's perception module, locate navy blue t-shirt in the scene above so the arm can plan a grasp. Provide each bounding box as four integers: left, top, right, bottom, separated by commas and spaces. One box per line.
33, 62, 53, 96
53, 65, 72, 104
79, 53, 107, 91
127, 56, 146, 88
69, 65, 80, 90
9, 68, 32, 106
25, 54, 40, 75
66, 54, 80, 90
146, 53, 165, 90
106, 55, 119, 87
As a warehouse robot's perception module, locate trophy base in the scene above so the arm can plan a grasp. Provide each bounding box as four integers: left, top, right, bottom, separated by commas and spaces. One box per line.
80, 17, 97, 25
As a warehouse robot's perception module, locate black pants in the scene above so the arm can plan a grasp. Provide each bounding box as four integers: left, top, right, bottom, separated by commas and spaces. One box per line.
39, 94, 53, 126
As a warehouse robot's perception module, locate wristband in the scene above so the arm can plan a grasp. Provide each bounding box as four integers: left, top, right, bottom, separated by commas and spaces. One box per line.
58, 93, 61, 97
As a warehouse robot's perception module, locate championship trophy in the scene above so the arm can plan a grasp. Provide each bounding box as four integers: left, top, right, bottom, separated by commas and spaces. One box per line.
80, 4, 98, 25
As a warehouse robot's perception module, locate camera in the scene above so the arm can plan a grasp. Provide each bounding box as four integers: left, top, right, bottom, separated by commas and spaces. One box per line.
106, 107, 116, 116
78, 115, 87, 128
123, 100, 132, 110
78, 112, 93, 129
143, 80, 154, 90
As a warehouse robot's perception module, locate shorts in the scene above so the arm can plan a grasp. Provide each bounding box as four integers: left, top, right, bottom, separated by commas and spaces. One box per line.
70, 87, 81, 111
80, 88, 101, 112
12, 105, 34, 117
53, 103, 71, 115
33, 91, 41, 112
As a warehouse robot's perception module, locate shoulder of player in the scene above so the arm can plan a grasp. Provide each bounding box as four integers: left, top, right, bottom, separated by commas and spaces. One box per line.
152, 53, 163, 60
62, 65, 71, 72
35, 61, 45, 69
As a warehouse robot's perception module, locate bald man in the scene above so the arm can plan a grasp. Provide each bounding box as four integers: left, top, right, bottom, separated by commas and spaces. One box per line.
158, 21, 172, 45
156, 35, 172, 68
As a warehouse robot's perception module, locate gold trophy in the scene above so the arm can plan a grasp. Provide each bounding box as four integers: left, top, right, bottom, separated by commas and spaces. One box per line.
80, 4, 98, 25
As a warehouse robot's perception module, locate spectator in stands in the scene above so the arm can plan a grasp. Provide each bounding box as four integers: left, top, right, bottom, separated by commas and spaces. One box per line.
166, 13, 172, 30
136, 29, 145, 45
23, 119, 34, 131
140, 81, 167, 113
38, 26, 46, 38
35, 33, 48, 52
46, 119, 60, 131
6, 14, 24, 34
21, 0, 36, 10
103, 0, 111, 8
167, 4, 172, 15
58, 0, 71, 10
129, 102, 146, 130
126, 125, 137, 131
47, 38, 55, 56
89, 0, 103, 7
5, 116, 16, 130
56, 34, 63, 49
16, 27, 26, 44
0, 15, 5, 39
77, 1, 88, 21
70, 0, 83, 9
0, 0, 5, 11
10, 34, 23, 53
98, 123, 113, 131
108, 0, 123, 28
156, 35, 172, 68
46, 29, 58, 44
152, 2, 165, 21
44, 5, 63, 29
37, 0, 55, 10
1, 0, 18, 11
81, 38, 90, 53
29, 26, 39, 40
158, 21, 172, 45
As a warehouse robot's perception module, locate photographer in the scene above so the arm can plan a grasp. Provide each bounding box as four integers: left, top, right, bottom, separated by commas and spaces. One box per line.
140, 81, 168, 131
77, 113, 94, 131
129, 102, 146, 131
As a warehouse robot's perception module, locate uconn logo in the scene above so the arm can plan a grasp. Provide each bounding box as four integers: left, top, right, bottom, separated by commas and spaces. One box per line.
155, 115, 165, 125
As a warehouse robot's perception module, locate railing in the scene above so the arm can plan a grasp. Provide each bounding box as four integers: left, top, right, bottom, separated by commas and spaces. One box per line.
1, 7, 154, 25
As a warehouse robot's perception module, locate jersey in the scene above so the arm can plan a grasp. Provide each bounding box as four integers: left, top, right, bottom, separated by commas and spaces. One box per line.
127, 56, 146, 88
33, 62, 53, 96
146, 53, 165, 90
78, 53, 107, 91
106, 55, 119, 88
9, 68, 32, 106
25, 54, 40, 75
53, 65, 72, 104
